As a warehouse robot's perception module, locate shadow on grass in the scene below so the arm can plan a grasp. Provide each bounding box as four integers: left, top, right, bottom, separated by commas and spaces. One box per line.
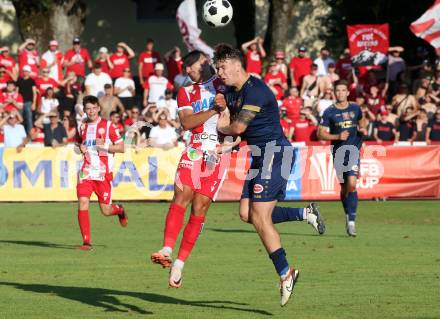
0, 282, 273, 316
207, 228, 347, 238
0, 240, 80, 250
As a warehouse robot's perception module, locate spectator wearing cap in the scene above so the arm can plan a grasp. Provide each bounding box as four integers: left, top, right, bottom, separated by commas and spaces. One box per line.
164, 46, 183, 83
16, 65, 37, 133
109, 42, 135, 79
148, 113, 178, 150
0, 46, 17, 81
387, 46, 406, 97
274, 51, 288, 78
99, 84, 125, 120
396, 107, 417, 142
291, 108, 318, 143
157, 88, 178, 121
114, 67, 136, 111
138, 38, 161, 85
241, 36, 266, 78
17, 38, 39, 78
314, 47, 335, 77
264, 60, 288, 101
143, 63, 173, 105
373, 110, 396, 143
35, 67, 60, 99
0, 110, 27, 151
318, 63, 339, 94
39, 87, 59, 115
281, 87, 302, 122
84, 63, 112, 98
41, 40, 64, 82
35, 111, 67, 147
0, 81, 23, 113
425, 108, 440, 144
335, 48, 353, 81
64, 37, 92, 78
289, 46, 312, 89
94, 47, 113, 75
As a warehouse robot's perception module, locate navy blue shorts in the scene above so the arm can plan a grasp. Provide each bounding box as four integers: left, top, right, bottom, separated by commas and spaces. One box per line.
241, 145, 295, 202
332, 146, 360, 183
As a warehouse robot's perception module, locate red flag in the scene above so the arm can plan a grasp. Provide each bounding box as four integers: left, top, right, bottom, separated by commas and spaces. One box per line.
347, 24, 389, 66
410, 0, 440, 53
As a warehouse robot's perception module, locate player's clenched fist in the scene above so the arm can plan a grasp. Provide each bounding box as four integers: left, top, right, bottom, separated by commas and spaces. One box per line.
213, 93, 227, 113
339, 130, 349, 141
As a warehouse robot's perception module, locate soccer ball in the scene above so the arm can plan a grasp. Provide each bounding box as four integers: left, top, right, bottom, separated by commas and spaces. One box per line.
202, 0, 233, 28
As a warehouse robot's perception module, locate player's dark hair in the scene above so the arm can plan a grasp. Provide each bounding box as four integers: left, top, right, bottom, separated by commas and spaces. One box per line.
334, 80, 349, 89
213, 43, 245, 68
182, 50, 204, 68
83, 95, 99, 106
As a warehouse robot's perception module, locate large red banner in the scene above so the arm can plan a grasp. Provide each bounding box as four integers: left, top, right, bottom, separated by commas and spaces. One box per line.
216, 146, 440, 201
347, 24, 389, 66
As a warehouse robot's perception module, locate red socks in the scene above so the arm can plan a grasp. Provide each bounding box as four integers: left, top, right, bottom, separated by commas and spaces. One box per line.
177, 214, 205, 262
78, 210, 91, 245
163, 203, 186, 249
111, 204, 122, 215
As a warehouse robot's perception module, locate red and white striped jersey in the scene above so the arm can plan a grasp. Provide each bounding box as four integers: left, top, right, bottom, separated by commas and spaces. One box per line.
78, 117, 123, 181
177, 76, 226, 151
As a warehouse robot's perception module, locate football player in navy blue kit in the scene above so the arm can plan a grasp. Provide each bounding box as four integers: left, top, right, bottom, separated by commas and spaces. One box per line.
213, 44, 325, 307
317, 80, 363, 237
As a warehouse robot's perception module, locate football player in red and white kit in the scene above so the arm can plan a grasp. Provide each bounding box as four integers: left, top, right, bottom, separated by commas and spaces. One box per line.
150, 50, 230, 288
76, 95, 128, 251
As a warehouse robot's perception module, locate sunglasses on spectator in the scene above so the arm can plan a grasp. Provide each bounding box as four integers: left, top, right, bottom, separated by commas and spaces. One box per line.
124, 69, 130, 73
132, 111, 139, 114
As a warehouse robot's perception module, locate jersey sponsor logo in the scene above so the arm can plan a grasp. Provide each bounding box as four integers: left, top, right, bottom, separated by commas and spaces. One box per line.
179, 159, 194, 169
193, 132, 218, 142
192, 97, 214, 113
253, 183, 264, 194
337, 120, 355, 129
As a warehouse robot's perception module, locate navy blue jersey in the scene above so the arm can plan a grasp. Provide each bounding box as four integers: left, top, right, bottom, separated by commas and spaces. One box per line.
320, 103, 363, 150
225, 76, 289, 147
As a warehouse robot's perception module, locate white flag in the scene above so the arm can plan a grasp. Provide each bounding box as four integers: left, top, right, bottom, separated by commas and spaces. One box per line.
410, 0, 440, 52
176, 0, 214, 57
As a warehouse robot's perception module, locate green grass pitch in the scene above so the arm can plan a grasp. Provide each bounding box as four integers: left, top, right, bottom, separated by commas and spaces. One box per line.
0, 201, 439, 319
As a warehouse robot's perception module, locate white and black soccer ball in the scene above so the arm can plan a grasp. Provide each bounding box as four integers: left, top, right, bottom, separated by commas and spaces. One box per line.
202, 0, 233, 28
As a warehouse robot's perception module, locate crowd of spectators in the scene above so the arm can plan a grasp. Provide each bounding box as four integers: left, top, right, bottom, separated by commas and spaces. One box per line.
1, 36, 440, 153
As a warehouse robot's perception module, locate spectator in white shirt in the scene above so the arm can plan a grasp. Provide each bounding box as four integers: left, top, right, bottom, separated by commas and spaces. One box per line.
84, 63, 112, 98
314, 47, 335, 77
40, 87, 59, 115
156, 89, 178, 120
148, 113, 178, 150
143, 63, 173, 105
0, 111, 28, 151
114, 67, 136, 112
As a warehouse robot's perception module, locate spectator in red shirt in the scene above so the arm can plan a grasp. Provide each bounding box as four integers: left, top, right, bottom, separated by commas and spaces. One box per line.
280, 107, 293, 141
0, 46, 17, 81
241, 36, 266, 78
364, 85, 385, 115
110, 111, 125, 135
63, 37, 92, 79
336, 48, 353, 80
165, 46, 183, 83
291, 108, 318, 142
264, 60, 288, 101
0, 81, 23, 113
138, 38, 161, 85
124, 106, 140, 130
35, 67, 59, 97
289, 46, 313, 89
109, 42, 135, 79
18, 39, 39, 78
41, 40, 64, 82
0, 66, 9, 92
94, 47, 113, 75
282, 87, 302, 122
275, 51, 288, 78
